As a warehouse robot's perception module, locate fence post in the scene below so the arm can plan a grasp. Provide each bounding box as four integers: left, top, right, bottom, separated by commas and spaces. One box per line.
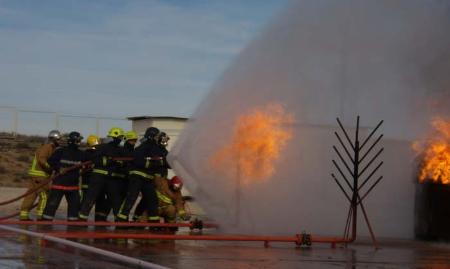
12, 108, 18, 137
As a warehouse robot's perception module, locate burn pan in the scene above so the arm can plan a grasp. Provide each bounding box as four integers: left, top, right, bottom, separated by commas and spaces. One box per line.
415, 181, 450, 241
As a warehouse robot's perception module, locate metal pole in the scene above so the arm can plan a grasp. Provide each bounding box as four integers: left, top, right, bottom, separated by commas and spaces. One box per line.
96, 117, 100, 135
351, 116, 360, 239
55, 112, 60, 130
235, 155, 241, 227
12, 108, 18, 136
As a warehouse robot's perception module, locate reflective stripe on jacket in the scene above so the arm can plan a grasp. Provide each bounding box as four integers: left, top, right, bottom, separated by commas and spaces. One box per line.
155, 176, 184, 212
156, 191, 173, 205
28, 143, 55, 178
129, 170, 159, 180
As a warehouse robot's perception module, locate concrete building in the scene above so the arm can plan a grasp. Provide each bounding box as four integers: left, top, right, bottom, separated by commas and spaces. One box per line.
127, 116, 188, 150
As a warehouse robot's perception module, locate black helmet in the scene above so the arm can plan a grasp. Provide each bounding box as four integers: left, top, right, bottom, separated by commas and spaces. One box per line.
157, 132, 170, 147
68, 131, 83, 145
144, 127, 160, 139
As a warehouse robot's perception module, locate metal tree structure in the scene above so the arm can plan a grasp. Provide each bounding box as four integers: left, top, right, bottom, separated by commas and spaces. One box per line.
332, 116, 384, 248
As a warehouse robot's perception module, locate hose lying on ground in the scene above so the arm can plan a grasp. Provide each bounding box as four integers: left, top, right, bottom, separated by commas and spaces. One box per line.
0, 224, 170, 269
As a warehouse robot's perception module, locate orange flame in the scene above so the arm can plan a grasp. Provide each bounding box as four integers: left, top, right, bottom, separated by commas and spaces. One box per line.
413, 117, 450, 185
210, 103, 294, 184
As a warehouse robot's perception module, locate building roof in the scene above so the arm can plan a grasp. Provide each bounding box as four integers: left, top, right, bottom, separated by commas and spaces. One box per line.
127, 116, 188, 121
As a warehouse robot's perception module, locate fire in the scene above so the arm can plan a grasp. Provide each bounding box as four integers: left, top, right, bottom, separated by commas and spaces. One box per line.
413, 117, 450, 185
210, 103, 294, 184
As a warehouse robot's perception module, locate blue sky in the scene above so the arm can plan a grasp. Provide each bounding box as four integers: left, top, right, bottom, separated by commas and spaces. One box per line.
0, 0, 289, 121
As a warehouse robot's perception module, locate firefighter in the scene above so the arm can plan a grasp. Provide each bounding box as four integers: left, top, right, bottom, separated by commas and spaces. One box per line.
156, 176, 189, 224
78, 127, 125, 221
133, 176, 190, 226
79, 134, 109, 221
19, 130, 61, 221
42, 131, 85, 221
121, 131, 138, 198
116, 127, 166, 223
124, 131, 138, 154
132, 131, 170, 221
80, 135, 100, 203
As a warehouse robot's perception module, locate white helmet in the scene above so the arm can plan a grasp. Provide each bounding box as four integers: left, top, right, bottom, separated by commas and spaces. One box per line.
48, 130, 61, 141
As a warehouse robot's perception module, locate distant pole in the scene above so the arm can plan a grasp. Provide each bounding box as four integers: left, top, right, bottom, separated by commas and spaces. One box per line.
96, 118, 100, 135
12, 108, 18, 136
55, 113, 60, 130
235, 154, 241, 227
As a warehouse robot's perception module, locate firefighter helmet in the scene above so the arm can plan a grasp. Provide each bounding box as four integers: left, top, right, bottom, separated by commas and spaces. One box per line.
157, 132, 170, 147
87, 134, 100, 147
144, 127, 160, 139
48, 130, 61, 141
107, 127, 124, 138
68, 131, 83, 145
125, 131, 138, 141
170, 176, 183, 191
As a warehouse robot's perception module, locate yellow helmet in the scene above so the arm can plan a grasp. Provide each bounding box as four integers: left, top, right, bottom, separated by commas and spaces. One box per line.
107, 127, 125, 138
86, 135, 100, 147
125, 131, 138, 141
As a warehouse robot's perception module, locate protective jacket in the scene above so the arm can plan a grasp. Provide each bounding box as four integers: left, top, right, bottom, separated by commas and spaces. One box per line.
91, 141, 124, 177
81, 148, 96, 189
130, 140, 168, 179
47, 145, 86, 189
155, 177, 185, 214
28, 143, 56, 177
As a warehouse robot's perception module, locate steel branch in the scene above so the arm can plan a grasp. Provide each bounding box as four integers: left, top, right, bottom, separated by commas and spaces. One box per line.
360, 120, 384, 150
332, 174, 351, 202
332, 160, 354, 191
335, 132, 355, 164
359, 200, 378, 248
357, 162, 383, 191
360, 134, 383, 163
358, 149, 383, 178
358, 176, 383, 204
336, 118, 355, 150
333, 146, 354, 178
343, 205, 353, 239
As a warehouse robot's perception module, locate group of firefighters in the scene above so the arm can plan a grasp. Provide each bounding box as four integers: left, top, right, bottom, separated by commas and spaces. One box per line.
18, 127, 189, 228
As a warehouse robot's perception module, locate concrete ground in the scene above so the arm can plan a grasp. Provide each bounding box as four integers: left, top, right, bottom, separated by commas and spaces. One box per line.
1, 187, 450, 268
0, 225, 449, 269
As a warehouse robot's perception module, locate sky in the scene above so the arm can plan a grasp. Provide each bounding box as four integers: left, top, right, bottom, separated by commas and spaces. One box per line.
0, 0, 289, 122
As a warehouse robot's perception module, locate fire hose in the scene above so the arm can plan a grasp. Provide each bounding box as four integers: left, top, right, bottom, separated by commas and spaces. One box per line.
0, 161, 92, 206
0, 158, 356, 248
0, 157, 164, 221
0, 156, 160, 207
8, 230, 352, 248
0, 219, 217, 229
0, 224, 170, 269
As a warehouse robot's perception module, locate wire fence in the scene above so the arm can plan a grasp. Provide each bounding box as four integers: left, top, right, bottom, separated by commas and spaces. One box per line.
0, 106, 131, 138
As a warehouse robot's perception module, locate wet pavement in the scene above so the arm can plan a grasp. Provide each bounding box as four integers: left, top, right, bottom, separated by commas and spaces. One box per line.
0, 225, 450, 269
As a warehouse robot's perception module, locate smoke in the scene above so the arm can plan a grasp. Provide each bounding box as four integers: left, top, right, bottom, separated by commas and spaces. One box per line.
168, 0, 450, 238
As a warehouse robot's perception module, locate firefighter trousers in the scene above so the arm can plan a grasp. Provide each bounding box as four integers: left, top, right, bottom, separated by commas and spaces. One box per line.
81, 186, 112, 221
132, 197, 146, 220
133, 204, 177, 223
19, 176, 50, 219
79, 173, 126, 219
159, 205, 177, 223
42, 189, 80, 220
118, 174, 158, 220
